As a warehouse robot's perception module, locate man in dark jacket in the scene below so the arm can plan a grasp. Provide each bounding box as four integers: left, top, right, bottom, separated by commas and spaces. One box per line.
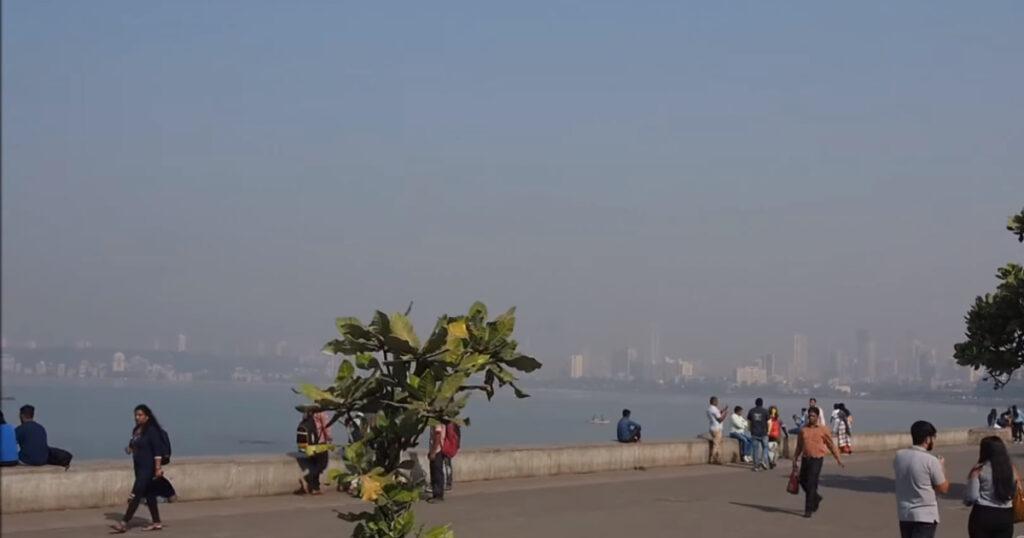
15, 405, 49, 466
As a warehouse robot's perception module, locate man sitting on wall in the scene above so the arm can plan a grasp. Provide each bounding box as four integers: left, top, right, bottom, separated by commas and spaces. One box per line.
617, 409, 642, 443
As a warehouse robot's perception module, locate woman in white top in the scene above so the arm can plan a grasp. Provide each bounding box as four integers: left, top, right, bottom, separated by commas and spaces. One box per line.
728, 406, 753, 463
964, 436, 1015, 538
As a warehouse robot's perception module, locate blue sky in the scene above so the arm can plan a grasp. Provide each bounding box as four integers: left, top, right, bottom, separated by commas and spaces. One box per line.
2, 1, 1022, 372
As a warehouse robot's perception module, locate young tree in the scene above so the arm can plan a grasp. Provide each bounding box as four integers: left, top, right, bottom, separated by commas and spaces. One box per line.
297, 302, 541, 537
954, 208, 1024, 388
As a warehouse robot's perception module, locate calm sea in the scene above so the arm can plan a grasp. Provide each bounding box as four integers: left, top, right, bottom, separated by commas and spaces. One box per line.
0, 380, 994, 461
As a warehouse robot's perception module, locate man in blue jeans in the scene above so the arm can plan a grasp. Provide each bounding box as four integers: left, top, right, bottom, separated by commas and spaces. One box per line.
747, 398, 770, 471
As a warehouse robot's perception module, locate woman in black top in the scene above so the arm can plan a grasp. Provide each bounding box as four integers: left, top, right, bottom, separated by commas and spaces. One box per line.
111, 404, 168, 533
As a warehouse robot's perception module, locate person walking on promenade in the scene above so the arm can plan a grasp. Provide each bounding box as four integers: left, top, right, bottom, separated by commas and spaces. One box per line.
111, 405, 170, 533
791, 407, 844, 518
893, 420, 950, 538
965, 435, 1016, 538
767, 405, 788, 469
295, 407, 333, 495
807, 398, 823, 421
427, 420, 447, 503
832, 403, 853, 455
707, 396, 728, 465
1012, 405, 1024, 444
616, 409, 642, 443
729, 406, 753, 463
747, 398, 769, 471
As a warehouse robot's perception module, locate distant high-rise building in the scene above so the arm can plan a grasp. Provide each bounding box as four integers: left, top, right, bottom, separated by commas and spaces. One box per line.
613, 348, 638, 379
177, 333, 188, 353
761, 353, 777, 378
830, 349, 847, 380
569, 354, 585, 379
678, 360, 695, 378
112, 352, 126, 373
790, 334, 808, 381
736, 365, 768, 385
153, 338, 161, 351
856, 330, 877, 382
275, 340, 288, 358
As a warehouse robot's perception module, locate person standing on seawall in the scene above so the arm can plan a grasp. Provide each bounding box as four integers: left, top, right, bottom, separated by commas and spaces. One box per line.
893, 420, 950, 538
791, 406, 844, 518
964, 436, 1015, 538
1011, 405, 1023, 444
706, 397, 728, 465
111, 404, 169, 533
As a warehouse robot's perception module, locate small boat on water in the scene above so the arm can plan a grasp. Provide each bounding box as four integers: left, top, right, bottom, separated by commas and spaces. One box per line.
588, 414, 610, 425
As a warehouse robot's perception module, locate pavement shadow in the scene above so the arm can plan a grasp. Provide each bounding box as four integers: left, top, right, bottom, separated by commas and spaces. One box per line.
819, 474, 894, 493
728, 502, 804, 518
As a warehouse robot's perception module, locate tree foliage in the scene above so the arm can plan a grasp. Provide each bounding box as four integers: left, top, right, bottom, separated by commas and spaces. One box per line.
298, 302, 541, 537
954, 208, 1024, 388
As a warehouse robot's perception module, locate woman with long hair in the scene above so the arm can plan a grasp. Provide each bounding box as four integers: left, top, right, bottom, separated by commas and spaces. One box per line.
987, 408, 999, 428
964, 436, 1016, 538
766, 405, 787, 469
111, 404, 170, 533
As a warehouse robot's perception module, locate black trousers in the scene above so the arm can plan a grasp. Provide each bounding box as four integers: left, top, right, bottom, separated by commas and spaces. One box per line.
899, 521, 937, 538
443, 456, 453, 489
124, 473, 160, 524
799, 457, 823, 514
429, 455, 445, 499
306, 452, 329, 492
968, 504, 1014, 538
1013, 423, 1023, 442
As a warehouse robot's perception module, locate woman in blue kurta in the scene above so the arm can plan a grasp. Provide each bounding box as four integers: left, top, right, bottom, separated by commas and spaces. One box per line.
111, 404, 168, 533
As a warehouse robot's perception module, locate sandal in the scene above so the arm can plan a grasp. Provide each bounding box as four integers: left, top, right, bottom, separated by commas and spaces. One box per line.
141, 524, 163, 531
109, 523, 128, 534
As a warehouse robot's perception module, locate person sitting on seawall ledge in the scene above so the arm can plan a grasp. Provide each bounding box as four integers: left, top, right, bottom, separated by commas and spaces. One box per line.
616, 409, 641, 443
15, 405, 49, 466
1, 411, 19, 466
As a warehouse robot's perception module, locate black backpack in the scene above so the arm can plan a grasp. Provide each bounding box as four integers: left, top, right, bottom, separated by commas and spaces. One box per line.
296, 416, 319, 451
158, 428, 172, 465
47, 447, 73, 469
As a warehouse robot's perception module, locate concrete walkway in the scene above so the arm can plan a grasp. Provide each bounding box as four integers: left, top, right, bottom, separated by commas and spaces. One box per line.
3, 445, 1017, 537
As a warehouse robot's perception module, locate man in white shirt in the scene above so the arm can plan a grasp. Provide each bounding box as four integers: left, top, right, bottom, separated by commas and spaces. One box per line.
893, 421, 949, 538
729, 406, 753, 463
707, 396, 728, 465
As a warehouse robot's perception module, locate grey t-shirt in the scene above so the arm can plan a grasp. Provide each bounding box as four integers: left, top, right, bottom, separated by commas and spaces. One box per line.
893, 446, 946, 523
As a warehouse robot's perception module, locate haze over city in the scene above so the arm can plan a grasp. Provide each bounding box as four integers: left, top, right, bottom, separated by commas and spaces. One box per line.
3, 1, 1022, 377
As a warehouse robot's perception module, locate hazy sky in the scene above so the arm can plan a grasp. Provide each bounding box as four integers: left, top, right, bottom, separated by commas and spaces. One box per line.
2, 1, 1022, 372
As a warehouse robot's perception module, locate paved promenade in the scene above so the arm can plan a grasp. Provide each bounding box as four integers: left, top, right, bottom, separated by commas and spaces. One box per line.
3, 444, 1017, 537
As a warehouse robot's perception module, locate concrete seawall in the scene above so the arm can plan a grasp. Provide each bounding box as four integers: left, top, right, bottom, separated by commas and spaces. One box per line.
0, 427, 999, 513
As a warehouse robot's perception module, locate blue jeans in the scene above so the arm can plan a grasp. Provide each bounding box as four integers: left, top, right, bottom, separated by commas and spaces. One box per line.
729, 432, 752, 457
751, 435, 769, 468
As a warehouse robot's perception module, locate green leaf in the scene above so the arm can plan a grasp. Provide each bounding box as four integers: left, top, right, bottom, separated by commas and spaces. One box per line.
492, 306, 516, 338
297, 383, 336, 403
388, 312, 421, 349
421, 317, 449, 355
458, 353, 491, 372
510, 382, 530, 399
421, 524, 454, 538
370, 310, 391, 337
468, 301, 488, 321
505, 354, 542, 373
355, 353, 377, 370
437, 373, 468, 401
337, 360, 355, 380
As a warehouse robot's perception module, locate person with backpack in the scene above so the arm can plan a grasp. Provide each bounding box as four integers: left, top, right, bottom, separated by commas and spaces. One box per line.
441, 421, 461, 491
427, 420, 448, 503
111, 404, 170, 533
294, 407, 333, 496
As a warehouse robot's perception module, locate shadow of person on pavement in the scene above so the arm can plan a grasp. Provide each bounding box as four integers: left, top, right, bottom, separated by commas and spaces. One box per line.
728, 502, 804, 518
819, 474, 894, 493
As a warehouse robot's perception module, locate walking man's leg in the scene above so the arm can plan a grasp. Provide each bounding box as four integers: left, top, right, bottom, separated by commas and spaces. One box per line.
444, 456, 453, 490
800, 457, 823, 516
898, 522, 937, 538
429, 456, 445, 500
